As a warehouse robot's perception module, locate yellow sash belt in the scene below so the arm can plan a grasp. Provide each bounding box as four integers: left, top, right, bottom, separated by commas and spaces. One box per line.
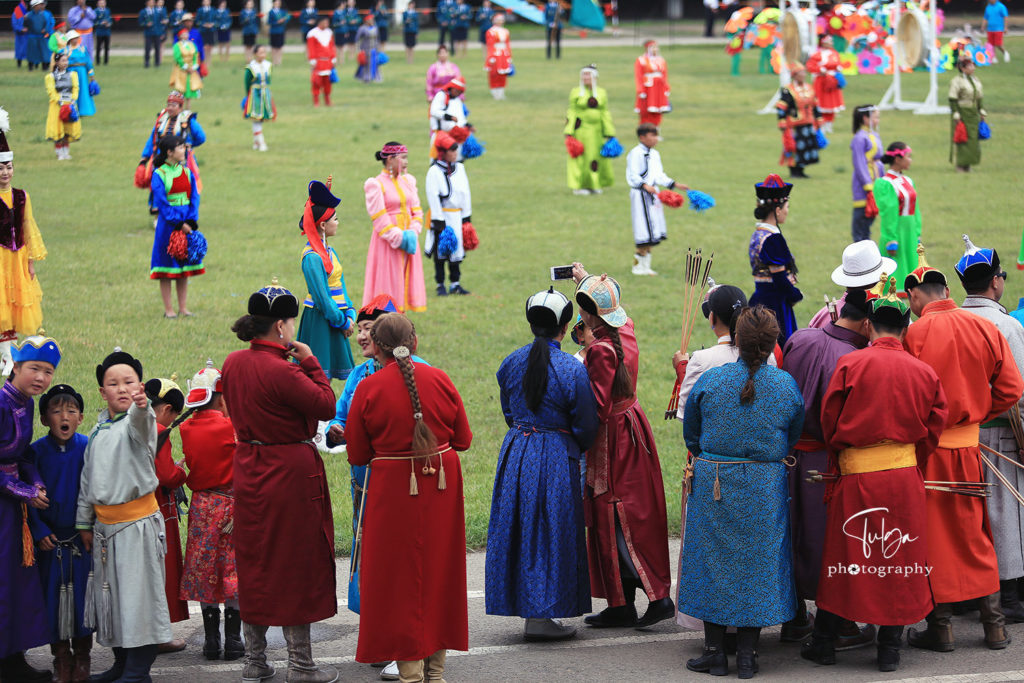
838, 442, 916, 475
937, 423, 980, 450
94, 492, 158, 525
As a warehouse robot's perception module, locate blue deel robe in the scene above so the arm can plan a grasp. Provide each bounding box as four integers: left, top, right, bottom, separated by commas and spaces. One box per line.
149, 164, 200, 276
748, 227, 803, 344
485, 341, 599, 618
328, 354, 428, 614
680, 361, 804, 627
0, 382, 48, 657
27, 433, 93, 642
67, 45, 96, 117
12, 2, 29, 62
24, 9, 54, 66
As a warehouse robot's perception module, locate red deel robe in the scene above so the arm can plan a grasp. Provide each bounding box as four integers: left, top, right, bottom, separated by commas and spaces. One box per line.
818, 336, 947, 625
634, 53, 670, 116
584, 319, 671, 607
904, 298, 1024, 602
221, 340, 338, 626
155, 423, 189, 623
345, 360, 472, 663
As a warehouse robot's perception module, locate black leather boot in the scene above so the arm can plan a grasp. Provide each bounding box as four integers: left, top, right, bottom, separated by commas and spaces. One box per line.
736, 627, 760, 679
201, 606, 222, 660
876, 625, 903, 672
0, 651, 51, 682
801, 608, 838, 665
1000, 579, 1024, 623
223, 606, 245, 661
686, 622, 728, 677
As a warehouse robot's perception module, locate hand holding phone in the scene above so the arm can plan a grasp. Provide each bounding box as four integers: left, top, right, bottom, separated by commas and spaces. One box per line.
550, 265, 574, 281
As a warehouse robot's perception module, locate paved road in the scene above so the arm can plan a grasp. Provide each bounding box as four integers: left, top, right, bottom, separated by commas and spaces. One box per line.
25, 539, 1024, 682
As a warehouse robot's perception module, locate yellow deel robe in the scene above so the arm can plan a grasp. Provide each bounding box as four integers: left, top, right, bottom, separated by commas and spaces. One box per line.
44, 70, 82, 142
0, 189, 47, 335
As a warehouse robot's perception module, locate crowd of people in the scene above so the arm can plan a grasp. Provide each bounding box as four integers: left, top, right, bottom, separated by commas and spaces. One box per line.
1, 4, 1021, 683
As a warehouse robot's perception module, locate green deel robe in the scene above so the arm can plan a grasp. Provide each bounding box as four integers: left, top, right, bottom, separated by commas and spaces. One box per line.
563, 85, 616, 191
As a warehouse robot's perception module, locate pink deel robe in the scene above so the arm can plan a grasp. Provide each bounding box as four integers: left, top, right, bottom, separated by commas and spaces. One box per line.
363, 170, 427, 312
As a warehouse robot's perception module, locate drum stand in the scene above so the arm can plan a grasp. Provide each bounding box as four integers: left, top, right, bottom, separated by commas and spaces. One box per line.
877, 0, 949, 114
757, 0, 817, 114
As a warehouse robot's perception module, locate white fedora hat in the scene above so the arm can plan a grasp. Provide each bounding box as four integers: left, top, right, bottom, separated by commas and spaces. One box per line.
831, 241, 898, 288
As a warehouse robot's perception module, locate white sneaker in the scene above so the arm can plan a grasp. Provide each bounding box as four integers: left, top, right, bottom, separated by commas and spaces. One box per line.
1005, 51, 1011, 63
379, 662, 399, 681
257, 134, 268, 152
573, 189, 589, 196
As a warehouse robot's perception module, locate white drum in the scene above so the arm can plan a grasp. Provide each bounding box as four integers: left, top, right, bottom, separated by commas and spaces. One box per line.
896, 7, 934, 68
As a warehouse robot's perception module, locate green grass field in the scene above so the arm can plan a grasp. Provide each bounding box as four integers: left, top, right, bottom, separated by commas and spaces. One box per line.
4, 35, 1023, 553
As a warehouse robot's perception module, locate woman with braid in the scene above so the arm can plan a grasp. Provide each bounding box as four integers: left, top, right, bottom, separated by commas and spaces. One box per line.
570, 263, 673, 630
345, 313, 472, 683
679, 305, 804, 679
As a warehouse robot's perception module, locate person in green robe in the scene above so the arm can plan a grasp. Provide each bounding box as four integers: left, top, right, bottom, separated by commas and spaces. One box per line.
243, 44, 274, 151
563, 64, 616, 195
948, 53, 985, 172
873, 142, 921, 289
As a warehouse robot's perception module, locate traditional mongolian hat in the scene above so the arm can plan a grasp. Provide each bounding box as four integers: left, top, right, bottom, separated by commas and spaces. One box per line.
526, 287, 573, 329
357, 294, 399, 323
248, 277, 300, 319
39, 383, 84, 415
576, 274, 626, 328
0, 107, 12, 163
300, 179, 340, 274
12, 334, 62, 368
167, 90, 185, 105
868, 276, 911, 328
903, 244, 947, 291
444, 77, 466, 92
433, 130, 457, 154
955, 233, 1002, 290
184, 359, 223, 409
755, 173, 792, 204
96, 347, 142, 385
145, 376, 184, 412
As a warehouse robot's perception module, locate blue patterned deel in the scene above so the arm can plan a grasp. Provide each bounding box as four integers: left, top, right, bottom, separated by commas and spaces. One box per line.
485, 341, 599, 618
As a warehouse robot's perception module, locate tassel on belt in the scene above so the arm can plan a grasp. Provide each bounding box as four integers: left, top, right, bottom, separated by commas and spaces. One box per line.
687, 453, 793, 501
371, 443, 454, 496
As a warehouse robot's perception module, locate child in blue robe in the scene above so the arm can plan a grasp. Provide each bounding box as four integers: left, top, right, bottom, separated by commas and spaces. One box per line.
28, 384, 93, 681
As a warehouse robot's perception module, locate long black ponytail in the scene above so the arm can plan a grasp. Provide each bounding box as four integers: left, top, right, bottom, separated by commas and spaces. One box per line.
523, 324, 560, 413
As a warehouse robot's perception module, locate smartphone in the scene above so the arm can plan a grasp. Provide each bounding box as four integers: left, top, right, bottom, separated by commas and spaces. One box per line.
550, 265, 575, 281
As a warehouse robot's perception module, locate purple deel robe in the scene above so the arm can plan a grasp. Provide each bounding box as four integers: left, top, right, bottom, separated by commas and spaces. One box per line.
0, 381, 49, 657
781, 323, 867, 600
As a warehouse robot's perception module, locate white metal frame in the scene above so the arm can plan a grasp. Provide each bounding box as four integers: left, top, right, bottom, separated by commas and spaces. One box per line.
758, 0, 818, 114
876, 0, 949, 114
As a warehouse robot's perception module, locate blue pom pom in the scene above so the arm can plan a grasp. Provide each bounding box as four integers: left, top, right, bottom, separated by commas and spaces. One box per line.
507, 63, 516, 77
815, 129, 829, 149
600, 137, 623, 158
88, 80, 100, 96
437, 225, 458, 259
461, 134, 485, 159
240, 96, 248, 112
329, 68, 339, 83
687, 190, 716, 213
186, 230, 208, 265
978, 120, 991, 140
375, 52, 390, 66
834, 72, 846, 89
66, 103, 80, 122
400, 229, 418, 255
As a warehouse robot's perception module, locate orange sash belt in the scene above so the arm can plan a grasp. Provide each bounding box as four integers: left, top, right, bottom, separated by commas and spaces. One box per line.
94, 492, 158, 525
937, 423, 980, 450
838, 441, 916, 475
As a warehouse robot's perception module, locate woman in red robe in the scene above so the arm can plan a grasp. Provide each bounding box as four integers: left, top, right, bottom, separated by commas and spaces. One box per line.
221, 278, 338, 683
634, 39, 670, 126
572, 264, 672, 629
345, 312, 472, 682
806, 35, 844, 133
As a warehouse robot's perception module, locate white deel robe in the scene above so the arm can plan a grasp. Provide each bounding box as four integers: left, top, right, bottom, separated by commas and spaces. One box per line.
76, 402, 172, 648
626, 143, 675, 247
429, 90, 467, 161
424, 159, 471, 264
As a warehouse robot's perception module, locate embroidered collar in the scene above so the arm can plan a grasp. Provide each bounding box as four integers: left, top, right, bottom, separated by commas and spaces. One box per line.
754, 222, 780, 234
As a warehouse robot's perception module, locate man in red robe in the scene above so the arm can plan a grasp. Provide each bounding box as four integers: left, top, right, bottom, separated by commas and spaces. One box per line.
634, 40, 670, 126
902, 248, 1024, 652
805, 276, 947, 673
306, 16, 335, 106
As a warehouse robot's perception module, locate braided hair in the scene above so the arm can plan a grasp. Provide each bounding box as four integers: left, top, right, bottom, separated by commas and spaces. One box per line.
734, 305, 780, 405
606, 326, 633, 399
370, 313, 438, 456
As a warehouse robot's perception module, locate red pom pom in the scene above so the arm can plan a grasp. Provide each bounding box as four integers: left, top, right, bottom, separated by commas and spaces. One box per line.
864, 191, 879, 218
462, 221, 479, 250
658, 189, 685, 208
167, 229, 189, 261
953, 120, 968, 144
59, 103, 72, 122
357, 51, 368, 66
134, 161, 153, 190
565, 136, 584, 158
449, 125, 470, 143
782, 130, 796, 153
198, 62, 209, 78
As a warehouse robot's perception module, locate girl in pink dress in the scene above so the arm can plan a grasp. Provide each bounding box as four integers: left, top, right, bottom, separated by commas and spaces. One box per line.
425, 45, 462, 102
363, 141, 427, 312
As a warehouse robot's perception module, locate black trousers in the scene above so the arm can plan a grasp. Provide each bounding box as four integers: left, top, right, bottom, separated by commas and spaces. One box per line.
546, 26, 561, 59
95, 34, 110, 64
703, 7, 716, 37
433, 252, 461, 285
144, 34, 161, 66
437, 25, 454, 53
